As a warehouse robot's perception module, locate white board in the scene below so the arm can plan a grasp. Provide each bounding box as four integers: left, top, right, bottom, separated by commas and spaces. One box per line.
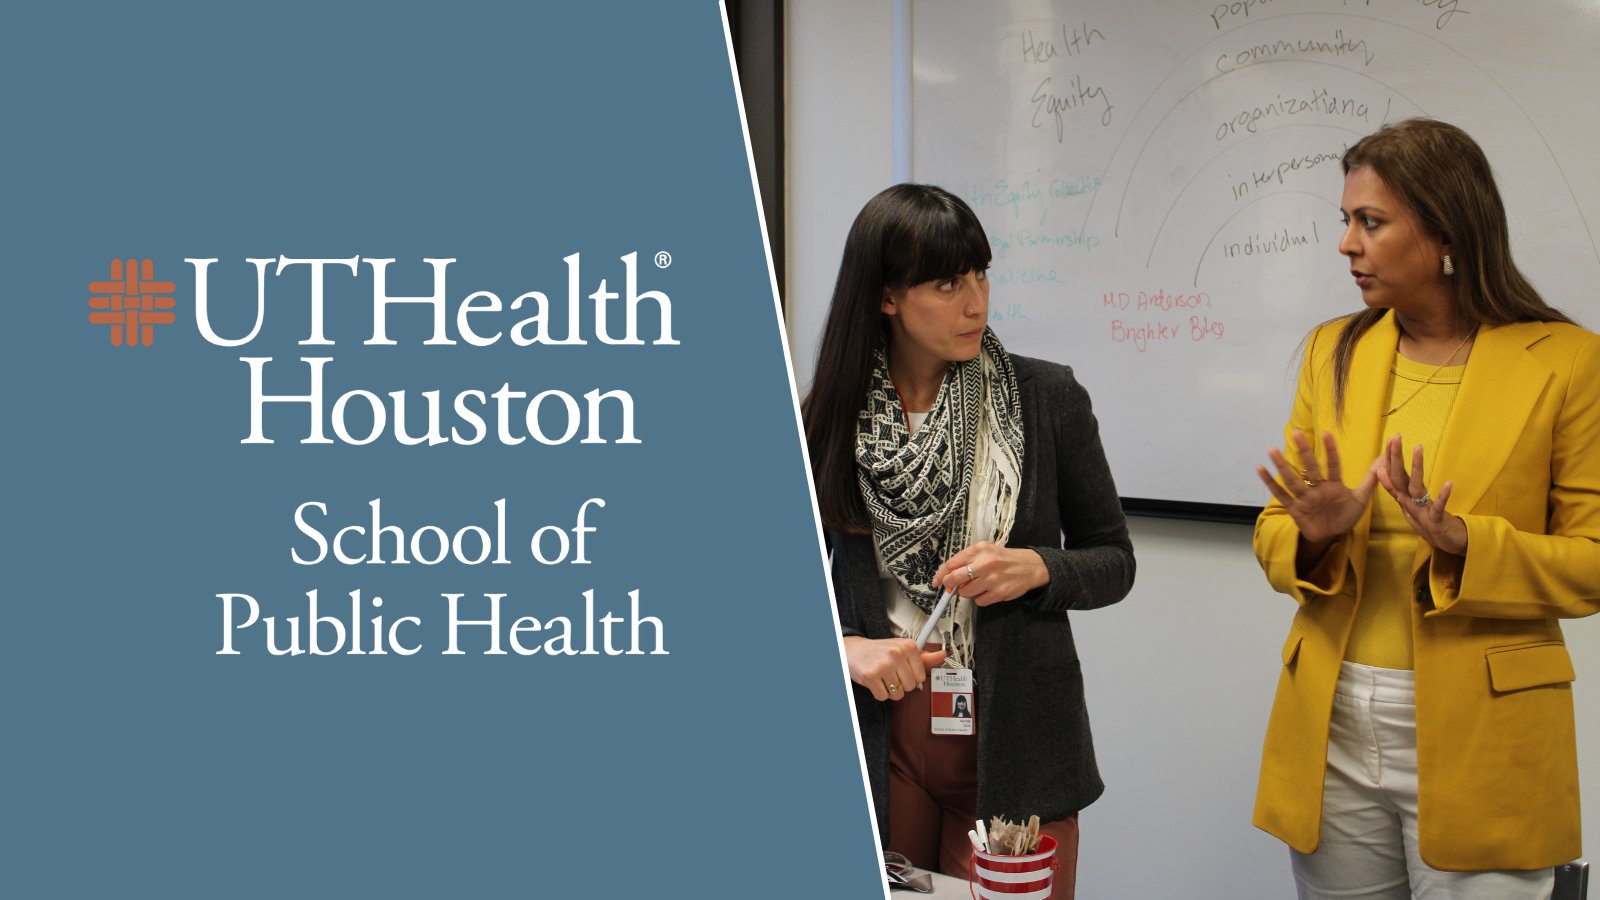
908, 0, 1600, 507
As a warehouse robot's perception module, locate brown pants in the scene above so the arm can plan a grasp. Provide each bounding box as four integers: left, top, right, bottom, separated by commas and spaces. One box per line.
886, 680, 1080, 899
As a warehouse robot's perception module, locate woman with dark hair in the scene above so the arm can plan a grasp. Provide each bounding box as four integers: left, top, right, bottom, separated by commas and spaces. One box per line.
1254, 118, 1600, 898
805, 183, 1134, 896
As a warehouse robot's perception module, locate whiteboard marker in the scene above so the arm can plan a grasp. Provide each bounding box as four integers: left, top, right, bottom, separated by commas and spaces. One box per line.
915, 589, 954, 647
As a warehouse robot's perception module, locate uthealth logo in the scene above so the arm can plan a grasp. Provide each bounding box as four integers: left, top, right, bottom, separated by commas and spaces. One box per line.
88, 258, 177, 347
78, 252, 673, 447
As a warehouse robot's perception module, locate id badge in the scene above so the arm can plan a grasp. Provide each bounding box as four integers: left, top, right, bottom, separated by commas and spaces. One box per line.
929, 667, 974, 735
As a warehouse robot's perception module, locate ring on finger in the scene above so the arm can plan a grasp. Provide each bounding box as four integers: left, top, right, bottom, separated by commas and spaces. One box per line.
965, 564, 977, 582
1413, 491, 1432, 507
1298, 468, 1317, 487
887, 682, 900, 695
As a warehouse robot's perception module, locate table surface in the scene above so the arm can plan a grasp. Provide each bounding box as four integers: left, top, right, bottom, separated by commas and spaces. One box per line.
896, 867, 970, 898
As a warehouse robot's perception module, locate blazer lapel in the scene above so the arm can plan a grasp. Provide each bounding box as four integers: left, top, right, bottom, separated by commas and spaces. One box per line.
1431, 321, 1553, 515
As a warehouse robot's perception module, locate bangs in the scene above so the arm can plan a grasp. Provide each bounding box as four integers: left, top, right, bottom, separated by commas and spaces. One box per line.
883, 191, 992, 288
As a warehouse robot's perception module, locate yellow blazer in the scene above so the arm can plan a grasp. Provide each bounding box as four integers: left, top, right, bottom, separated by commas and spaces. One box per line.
1253, 311, 1600, 870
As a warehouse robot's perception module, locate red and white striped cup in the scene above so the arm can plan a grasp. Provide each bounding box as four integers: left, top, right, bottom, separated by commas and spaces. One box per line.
969, 834, 1058, 900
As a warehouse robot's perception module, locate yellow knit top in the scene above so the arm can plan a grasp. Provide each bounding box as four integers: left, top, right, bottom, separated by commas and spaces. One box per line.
1343, 353, 1465, 670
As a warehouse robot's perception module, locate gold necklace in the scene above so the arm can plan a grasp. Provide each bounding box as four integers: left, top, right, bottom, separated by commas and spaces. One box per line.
1383, 329, 1476, 417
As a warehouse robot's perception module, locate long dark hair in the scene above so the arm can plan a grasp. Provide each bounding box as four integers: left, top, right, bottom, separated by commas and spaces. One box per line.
802, 184, 992, 533
1327, 118, 1572, 415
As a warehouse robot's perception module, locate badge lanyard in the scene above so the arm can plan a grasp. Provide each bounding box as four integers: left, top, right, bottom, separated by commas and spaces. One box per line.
893, 398, 976, 736
926, 600, 974, 736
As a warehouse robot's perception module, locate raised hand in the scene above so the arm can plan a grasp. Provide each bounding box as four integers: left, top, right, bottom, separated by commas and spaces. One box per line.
1256, 430, 1380, 545
1375, 434, 1469, 556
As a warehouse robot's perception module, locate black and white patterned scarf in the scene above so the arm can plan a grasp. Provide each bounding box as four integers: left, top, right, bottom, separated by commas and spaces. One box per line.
855, 328, 1025, 614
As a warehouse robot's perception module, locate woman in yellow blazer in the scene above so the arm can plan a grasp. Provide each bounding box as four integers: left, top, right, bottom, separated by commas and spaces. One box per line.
1254, 118, 1600, 898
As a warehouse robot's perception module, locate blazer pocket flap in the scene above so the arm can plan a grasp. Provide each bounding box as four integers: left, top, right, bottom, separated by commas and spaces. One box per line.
1281, 629, 1303, 667
1486, 642, 1575, 693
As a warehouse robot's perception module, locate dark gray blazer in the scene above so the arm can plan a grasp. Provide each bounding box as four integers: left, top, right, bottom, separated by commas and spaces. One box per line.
829, 355, 1135, 844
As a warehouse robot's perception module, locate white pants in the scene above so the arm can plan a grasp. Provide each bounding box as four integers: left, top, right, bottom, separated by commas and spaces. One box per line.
1291, 662, 1555, 900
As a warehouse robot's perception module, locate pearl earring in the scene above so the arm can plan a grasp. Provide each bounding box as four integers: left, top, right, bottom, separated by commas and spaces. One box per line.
1442, 254, 1455, 275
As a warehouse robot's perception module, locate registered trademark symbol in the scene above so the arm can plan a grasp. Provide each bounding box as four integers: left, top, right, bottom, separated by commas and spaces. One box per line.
653, 251, 672, 269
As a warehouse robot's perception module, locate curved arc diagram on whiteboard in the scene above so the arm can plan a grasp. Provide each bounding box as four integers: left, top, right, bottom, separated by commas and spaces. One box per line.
1108, 51, 1393, 236
1082, 11, 1599, 269
1078, 11, 1399, 236
1191, 191, 1343, 287
893, 0, 1600, 507
1143, 121, 1370, 270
